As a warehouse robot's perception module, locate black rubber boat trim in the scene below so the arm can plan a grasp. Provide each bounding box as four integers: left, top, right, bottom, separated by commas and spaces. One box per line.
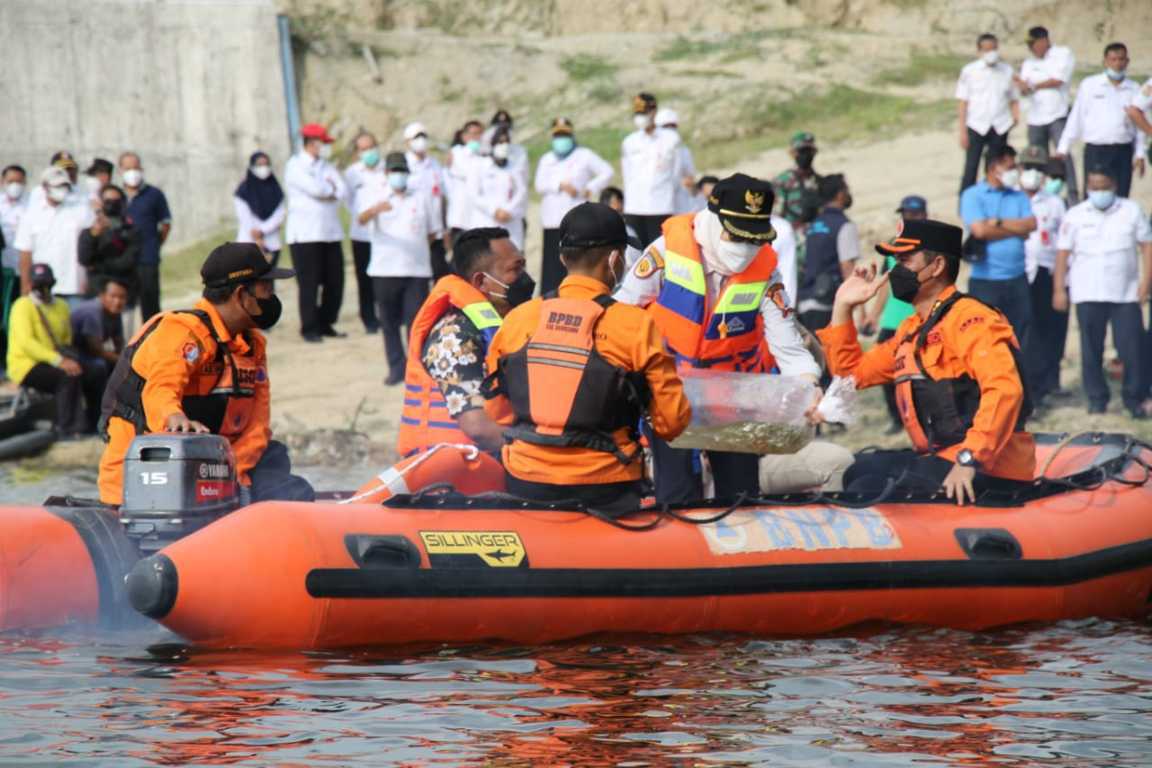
304, 537, 1152, 599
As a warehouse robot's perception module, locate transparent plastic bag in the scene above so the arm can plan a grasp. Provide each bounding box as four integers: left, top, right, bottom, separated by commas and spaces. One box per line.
816, 376, 858, 426
669, 370, 819, 455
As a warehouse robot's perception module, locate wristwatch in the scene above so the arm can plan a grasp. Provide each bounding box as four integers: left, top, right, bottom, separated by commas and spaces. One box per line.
957, 449, 979, 468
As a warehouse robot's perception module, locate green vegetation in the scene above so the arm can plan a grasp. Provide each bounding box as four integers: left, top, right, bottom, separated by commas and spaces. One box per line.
655, 32, 762, 63
871, 50, 969, 87
694, 85, 953, 170
559, 54, 617, 82
160, 227, 233, 300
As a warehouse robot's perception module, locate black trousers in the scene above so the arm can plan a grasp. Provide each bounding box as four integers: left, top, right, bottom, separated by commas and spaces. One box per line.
1076, 301, 1144, 410
540, 228, 565, 296
1084, 142, 1135, 198
506, 473, 643, 516
960, 127, 1009, 195
289, 240, 344, 336
137, 263, 161, 321
876, 328, 902, 424
248, 440, 316, 503
1028, 119, 1078, 202
623, 214, 671, 248
351, 240, 379, 333
266, 249, 281, 269
967, 275, 1032, 349
798, 309, 833, 335
21, 360, 106, 433
430, 238, 450, 281
373, 276, 429, 376
650, 433, 760, 503
844, 449, 1028, 498
1025, 266, 1069, 401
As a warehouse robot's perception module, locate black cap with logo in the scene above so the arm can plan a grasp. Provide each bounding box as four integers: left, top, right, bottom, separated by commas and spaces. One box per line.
200, 242, 295, 289
875, 218, 963, 260
558, 202, 629, 249
385, 152, 409, 172
707, 173, 777, 242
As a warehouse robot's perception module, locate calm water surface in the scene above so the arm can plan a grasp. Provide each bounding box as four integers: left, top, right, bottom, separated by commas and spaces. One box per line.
1, 621, 1150, 766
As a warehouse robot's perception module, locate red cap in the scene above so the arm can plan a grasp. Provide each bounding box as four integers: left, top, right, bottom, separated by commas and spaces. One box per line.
300, 123, 334, 143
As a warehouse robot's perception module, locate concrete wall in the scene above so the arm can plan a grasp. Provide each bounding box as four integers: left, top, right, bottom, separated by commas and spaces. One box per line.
0, 0, 290, 249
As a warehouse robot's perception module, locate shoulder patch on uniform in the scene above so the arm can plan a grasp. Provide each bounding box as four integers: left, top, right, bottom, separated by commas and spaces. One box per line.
182, 341, 201, 363
633, 248, 664, 279
766, 282, 793, 317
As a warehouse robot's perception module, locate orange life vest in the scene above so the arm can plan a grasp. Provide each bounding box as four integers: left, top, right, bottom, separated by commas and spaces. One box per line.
648, 213, 779, 372
396, 275, 503, 457
491, 294, 647, 464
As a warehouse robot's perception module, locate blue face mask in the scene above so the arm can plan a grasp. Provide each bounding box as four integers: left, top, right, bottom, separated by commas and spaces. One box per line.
388, 172, 409, 191
466, 139, 482, 154
551, 136, 575, 157
360, 148, 380, 168
1106, 67, 1126, 81
1088, 189, 1116, 210
1043, 178, 1064, 196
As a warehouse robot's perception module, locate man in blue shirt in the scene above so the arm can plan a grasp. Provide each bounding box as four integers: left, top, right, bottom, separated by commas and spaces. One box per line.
120, 152, 172, 321
959, 145, 1037, 344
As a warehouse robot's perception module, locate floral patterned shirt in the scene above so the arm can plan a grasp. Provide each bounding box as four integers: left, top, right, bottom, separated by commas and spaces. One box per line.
420, 308, 487, 417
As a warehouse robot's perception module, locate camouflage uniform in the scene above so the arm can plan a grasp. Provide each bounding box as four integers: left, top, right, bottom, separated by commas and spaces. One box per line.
772, 167, 822, 225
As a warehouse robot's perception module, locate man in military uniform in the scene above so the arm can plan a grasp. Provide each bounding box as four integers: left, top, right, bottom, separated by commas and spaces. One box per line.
773, 131, 822, 228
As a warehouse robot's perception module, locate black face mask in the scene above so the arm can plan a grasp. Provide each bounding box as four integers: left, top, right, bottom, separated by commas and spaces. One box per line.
102, 199, 124, 218
795, 149, 816, 170
889, 263, 924, 304
244, 290, 282, 330
842, 193, 853, 210
505, 272, 536, 307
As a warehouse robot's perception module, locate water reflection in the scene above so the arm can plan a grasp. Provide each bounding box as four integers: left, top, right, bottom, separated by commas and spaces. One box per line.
1, 620, 1150, 766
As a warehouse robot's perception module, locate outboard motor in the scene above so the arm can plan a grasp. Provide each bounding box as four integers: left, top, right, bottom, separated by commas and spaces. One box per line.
120, 434, 240, 553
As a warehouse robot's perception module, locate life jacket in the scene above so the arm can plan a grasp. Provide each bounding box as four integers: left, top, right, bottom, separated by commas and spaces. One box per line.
798, 205, 849, 306
648, 213, 779, 372
893, 292, 1032, 454
99, 310, 260, 440
396, 275, 503, 457
490, 294, 648, 464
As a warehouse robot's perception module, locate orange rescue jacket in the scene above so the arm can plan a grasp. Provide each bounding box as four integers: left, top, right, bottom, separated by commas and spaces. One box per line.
817, 286, 1035, 481
648, 213, 779, 372
396, 275, 503, 457
98, 299, 270, 504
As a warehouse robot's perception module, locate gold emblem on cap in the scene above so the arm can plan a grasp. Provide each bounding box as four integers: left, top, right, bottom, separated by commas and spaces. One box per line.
744, 190, 765, 214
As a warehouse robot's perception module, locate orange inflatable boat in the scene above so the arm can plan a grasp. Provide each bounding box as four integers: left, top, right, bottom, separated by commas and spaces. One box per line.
124, 433, 1152, 650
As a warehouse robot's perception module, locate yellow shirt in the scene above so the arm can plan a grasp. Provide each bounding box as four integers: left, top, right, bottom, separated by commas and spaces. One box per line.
5, 295, 71, 385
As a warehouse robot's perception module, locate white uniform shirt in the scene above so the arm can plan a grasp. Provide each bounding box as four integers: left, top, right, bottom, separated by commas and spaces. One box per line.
1131, 78, 1152, 117
956, 59, 1019, 135
615, 236, 820, 378
1019, 45, 1075, 126
446, 145, 483, 230
534, 146, 614, 229
621, 127, 682, 216
1057, 197, 1152, 304
233, 197, 287, 252
358, 175, 438, 278
344, 160, 380, 242
405, 151, 446, 237
770, 214, 798, 306
507, 142, 530, 190
283, 151, 346, 244
469, 159, 527, 249
1023, 190, 1065, 281
13, 196, 94, 295
673, 142, 697, 214
0, 192, 29, 270
1057, 73, 1147, 159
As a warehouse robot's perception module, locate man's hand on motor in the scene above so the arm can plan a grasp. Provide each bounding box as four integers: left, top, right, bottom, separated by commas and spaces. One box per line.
165, 413, 210, 434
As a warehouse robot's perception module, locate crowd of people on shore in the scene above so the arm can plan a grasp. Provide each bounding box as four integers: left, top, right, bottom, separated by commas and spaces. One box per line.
3, 30, 1152, 475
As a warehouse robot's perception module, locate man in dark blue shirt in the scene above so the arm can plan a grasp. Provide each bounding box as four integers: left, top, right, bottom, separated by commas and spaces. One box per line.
120, 152, 171, 321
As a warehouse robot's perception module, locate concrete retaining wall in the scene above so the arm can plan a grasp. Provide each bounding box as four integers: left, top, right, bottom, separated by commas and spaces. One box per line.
0, 0, 290, 251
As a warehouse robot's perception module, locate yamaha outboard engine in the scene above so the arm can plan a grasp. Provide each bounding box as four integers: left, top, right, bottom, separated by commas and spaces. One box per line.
120, 434, 240, 553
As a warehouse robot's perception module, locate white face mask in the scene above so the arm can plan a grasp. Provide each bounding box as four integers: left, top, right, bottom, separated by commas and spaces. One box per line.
492, 143, 510, 161
981, 49, 1000, 66
5, 182, 24, 199
998, 167, 1021, 189
318, 143, 333, 160
714, 238, 760, 275
252, 164, 272, 180
1019, 168, 1044, 191
47, 185, 70, 203
122, 168, 143, 188
409, 136, 429, 154
633, 114, 652, 131
84, 176, 103, 195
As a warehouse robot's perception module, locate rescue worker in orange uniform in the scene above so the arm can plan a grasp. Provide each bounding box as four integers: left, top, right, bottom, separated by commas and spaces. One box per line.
815, 218, 1035, 505
484, 202, 691, 512
615, 173, 822, 502
396, 227, 530, 457
97, 243, 314, 505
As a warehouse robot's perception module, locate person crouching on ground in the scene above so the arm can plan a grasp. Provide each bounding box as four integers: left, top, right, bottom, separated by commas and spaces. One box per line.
97, 242, 314, 506
484, 202, 691, 514
815, 218, 1035, 505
